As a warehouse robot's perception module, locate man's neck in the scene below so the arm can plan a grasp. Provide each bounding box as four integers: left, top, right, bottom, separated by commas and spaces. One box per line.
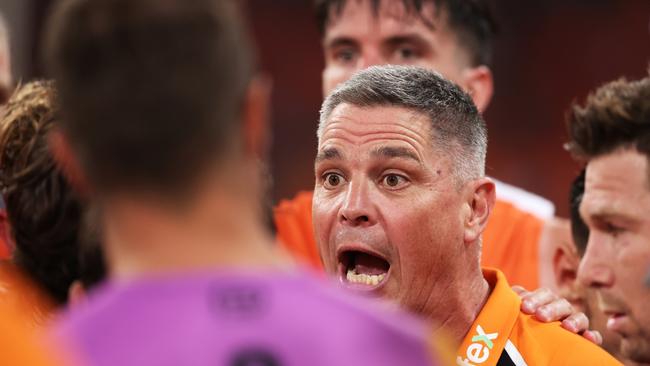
424, 262, 491, 345
101, 191, 288, 279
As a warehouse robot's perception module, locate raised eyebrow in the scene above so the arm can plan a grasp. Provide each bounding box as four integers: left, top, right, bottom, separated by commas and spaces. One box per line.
315, 147, 343, 163
371, 146, 421, 163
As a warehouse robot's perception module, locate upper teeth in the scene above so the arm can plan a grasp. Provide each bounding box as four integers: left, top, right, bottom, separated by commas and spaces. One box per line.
346, 269, 386, 286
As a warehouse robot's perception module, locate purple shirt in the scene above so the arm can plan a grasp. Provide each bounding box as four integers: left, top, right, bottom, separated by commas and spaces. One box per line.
54, 270, 437, 366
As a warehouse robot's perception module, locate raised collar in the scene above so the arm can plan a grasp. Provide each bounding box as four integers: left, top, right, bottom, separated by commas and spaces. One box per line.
456, 268, 520, 366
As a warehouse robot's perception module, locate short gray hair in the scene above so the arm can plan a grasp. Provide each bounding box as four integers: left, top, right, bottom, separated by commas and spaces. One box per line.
318, 65, 487, 182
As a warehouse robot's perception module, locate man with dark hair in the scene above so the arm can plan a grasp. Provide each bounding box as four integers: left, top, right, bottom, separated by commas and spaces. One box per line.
567, 72, 650, 364
276, 0, 570, 302
314, 64, 619, 365
561, 171, 640, 365
44, 1, 440, 365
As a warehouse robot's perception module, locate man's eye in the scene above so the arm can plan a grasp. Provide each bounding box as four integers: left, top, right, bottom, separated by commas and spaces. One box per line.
394, 46, 419, 61
604, 222, 624, 237
381, 174, 408, 189
323, 173, 345, 188
334, 48, 357, 63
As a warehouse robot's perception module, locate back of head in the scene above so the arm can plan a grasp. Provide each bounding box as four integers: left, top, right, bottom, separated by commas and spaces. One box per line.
319, 65, 487, 183
45, 0, 254, 198
567, 71, 650, 162
0, 80, 81, 304
314, 0, 498, 66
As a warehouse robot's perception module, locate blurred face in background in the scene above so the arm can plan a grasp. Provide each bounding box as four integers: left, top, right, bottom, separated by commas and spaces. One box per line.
321, 0, 492, 111
578, 149, 650, 364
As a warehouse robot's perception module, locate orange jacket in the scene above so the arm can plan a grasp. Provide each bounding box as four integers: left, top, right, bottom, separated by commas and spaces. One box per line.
274, 191, 543, 290
456, 269, 621, 365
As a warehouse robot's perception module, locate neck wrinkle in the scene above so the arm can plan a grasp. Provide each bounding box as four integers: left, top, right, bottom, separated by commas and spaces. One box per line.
424, 263, 490, 346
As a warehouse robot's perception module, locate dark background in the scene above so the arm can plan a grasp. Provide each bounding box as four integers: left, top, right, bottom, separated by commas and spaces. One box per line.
4, 0, 649, 216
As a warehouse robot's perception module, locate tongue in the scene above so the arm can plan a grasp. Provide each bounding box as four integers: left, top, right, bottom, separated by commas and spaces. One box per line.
353, 252, 389, 276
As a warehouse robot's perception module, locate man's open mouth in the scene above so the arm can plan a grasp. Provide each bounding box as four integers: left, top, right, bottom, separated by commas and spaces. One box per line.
338, 249, 390, 289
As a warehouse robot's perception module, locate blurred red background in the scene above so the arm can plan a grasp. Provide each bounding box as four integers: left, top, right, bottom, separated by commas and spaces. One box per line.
7, 0, 650, 217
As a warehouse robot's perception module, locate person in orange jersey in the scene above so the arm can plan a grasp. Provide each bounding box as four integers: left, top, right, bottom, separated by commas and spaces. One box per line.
276, 0, 568, 294
312, 65, 620, 365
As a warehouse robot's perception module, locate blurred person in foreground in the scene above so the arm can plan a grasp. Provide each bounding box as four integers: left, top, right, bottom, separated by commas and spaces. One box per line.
275, 0, 571, 299
44, 0, 441, 365
0, 80, 106, 328
567, 71, 650, 365
313, 64, 620, 365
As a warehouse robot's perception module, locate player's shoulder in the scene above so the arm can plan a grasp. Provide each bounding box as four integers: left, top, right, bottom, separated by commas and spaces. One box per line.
273, 190, 313, 215
492, 179, 555, 220
512, 313, 621, 365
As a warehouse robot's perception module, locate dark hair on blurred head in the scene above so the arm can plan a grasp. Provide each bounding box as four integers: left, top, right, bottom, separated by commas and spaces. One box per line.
567, 71, 650, 165
45, 0, 255, 198
0, 80, 80, 304
569, 169, 588, 256
314, 0, 498, 66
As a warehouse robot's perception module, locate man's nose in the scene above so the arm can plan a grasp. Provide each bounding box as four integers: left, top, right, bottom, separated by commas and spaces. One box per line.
358, 50, 385, 70
577, 232, 615, 289
339, 178, 376, 227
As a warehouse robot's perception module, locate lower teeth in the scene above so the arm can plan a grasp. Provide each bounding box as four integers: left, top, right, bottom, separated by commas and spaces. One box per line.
346, 269, 386, 286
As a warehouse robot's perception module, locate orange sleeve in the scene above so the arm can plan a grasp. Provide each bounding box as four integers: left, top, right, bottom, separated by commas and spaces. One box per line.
481, 199, 544, 290
274, 191, 323, 271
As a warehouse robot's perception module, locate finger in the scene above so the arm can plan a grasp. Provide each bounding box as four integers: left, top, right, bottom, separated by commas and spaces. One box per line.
561, 312, 589, 333
536, 298, 574, 322
583, 330, 603, 346
511, 285, 529, 296
520, 287, 556, 314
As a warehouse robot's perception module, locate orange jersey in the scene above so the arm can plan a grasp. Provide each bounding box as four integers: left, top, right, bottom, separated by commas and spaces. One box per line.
0, 288, 62, 366
274, 191, 544, 289
0, 261, 56, 329
456, 268, 620, 365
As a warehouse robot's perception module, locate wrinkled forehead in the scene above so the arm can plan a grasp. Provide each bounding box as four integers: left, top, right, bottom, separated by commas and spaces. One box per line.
316, 104, 452, 169
319, 103, 434, 142
581, 150, 650, 216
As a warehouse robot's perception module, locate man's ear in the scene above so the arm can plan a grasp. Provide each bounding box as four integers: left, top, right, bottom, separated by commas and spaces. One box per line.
241, 74, 272, 160
551, 239, 586, 310
464, 177, 496, 244
460, 65, 493, 113
553, 243, 580, 299
68, 280, 86, 307
48, 129, 91, 197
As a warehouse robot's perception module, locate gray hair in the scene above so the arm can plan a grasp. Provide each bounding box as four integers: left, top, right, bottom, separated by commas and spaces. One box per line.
318, 65, 487, 183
